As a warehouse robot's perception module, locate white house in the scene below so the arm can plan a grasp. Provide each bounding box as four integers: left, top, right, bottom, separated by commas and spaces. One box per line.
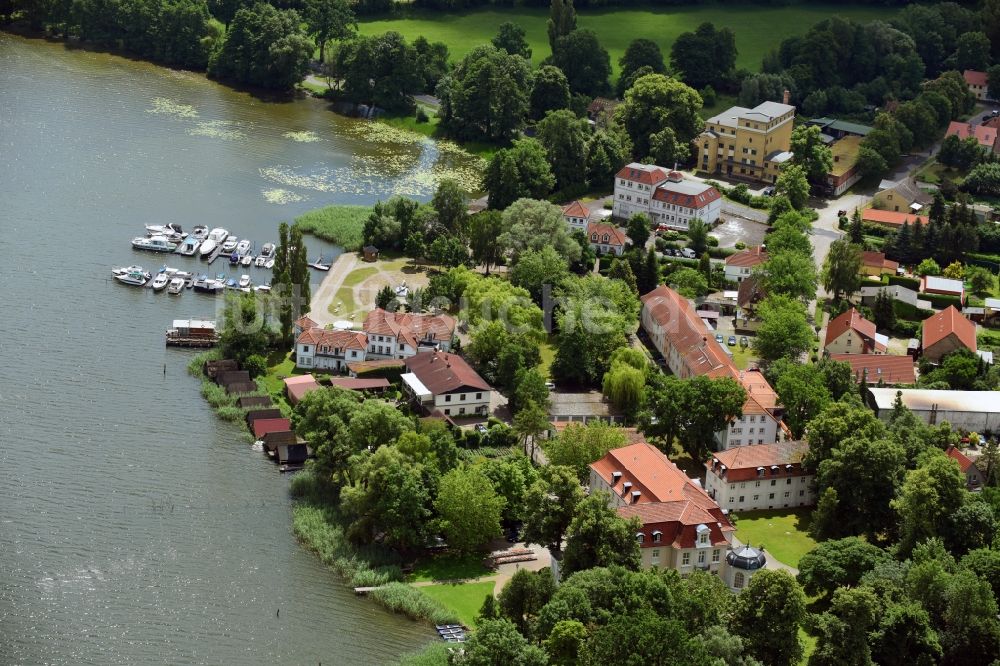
613, 162, 721, 226
402, 351, 492, 418
612, 162, 669, 220
723, 247, 768, 283
562, 200, 590, 233
586, 222, 628, 256
362, 308, 456, 360
704, 441, 815, 512
295, 328, 368, 371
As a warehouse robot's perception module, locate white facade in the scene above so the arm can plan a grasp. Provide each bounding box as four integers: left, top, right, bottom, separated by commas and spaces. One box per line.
649, 189, 722, 229
365, 332, 447, 360
705, 473, 815, 512
718, 412, 781, 449
432, 389, 490, 417
612, 164, 666, 220
612, 163, 722, 226
296, 340, 365, 371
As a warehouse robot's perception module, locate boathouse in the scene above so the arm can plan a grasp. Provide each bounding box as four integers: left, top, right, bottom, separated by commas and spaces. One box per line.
245, 408, 283, 428
204, 359, 239, 380
238, 395, 272, 410
252, 417, 292, 439
284, 374, 322, 405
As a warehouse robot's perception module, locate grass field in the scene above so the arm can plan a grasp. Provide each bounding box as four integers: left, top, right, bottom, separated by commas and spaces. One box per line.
418, 581, 496, 628
408, 553, 493, 583
733, 508, 815, 569
358, 4, 897, 77
538, 338, 557, 379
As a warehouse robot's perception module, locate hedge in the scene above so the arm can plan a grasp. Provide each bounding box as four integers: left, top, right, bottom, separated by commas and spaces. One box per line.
922, 293, 963, 309
888, 275, 921, 290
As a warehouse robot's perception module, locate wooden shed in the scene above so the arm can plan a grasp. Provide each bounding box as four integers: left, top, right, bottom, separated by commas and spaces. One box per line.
246, 408, 283, 428
263, 430, 298, 454
238, 395, 273, 409
225, 381, 258, 395
217, 370, 250, 387
204, 358, 239, 380
252, 417, 292, 439
277, 443, 309, 465
362, 245, 379, 262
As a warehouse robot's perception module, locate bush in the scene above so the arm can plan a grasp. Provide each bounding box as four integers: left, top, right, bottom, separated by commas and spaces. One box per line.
707, 236, 719, 247
294, 205, 370, 251
922, 294, 962, 309
892, 320, 920, 338
735, 241, 746, 250
368, 582, 460, 625
415, 107, 429, 123
200, 379, 235, 409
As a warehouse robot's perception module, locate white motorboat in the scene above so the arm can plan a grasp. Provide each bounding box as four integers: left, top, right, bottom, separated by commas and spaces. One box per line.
254, 284, 271, 293
221, 237, 239, 253
190, 225, 209, 241
238, 274, 251, 288
112, 265, 147, 277
113, 269, 149, 286
254, 255, 266, 267
132, 235, 177, 252
145, 223, 186, 237
259, 242, 276, 258
167, 277, 185, 294
199, 239, 217, 257
207, 227, 229, 243
264, 259, 274, 269
241, 254, 253, 266
159, 267, 193, 279
235, 239, 251, 256
179, 237, 200, 256
151, 273, 169, 291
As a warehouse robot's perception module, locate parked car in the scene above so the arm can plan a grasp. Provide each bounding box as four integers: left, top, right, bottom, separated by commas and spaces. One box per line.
740, 336, 749, 347
475, 423, 488, 434
544, 382, 556, 390
993, 109, 999, 117
728, 336, 737, 346
762, 186, 775, 196
680, 248, 697, 259
715, 333, 724, 343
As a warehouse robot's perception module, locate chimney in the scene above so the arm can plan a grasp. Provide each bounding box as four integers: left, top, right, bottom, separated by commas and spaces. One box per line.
782, 89, 790, 105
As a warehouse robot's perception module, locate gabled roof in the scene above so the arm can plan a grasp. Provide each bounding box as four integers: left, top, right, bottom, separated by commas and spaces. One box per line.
964, 70, 988, 87
651, 181, 721, 209
363, 308, 456, 349
861, 251, 899, 272
921, 275, 964, 296
328, 377, 391, 391
945, 121, 998, 149
283, 375, 322, 404
707, 441, 809, 482
725, 246, 768, 268
862, 209, 929, 227
404, 351, 491, 395
641, 285, 736, 377
561, 200, 589, 219
922, 306, 977, 353
737, 274, 767, 309
295, 315, 318, 331
297, 328, 367, 351
586, 222, 628, 247
615, 162, 669, 186
825, 307, 882, 350
946, 445, 977, 474
829, 353, 916, 385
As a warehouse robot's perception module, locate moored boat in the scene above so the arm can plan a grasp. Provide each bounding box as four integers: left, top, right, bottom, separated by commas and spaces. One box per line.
112, 265, 148, 278
241, 254, 253, 266
167, 277, 185, 294
207, 227, 229, 243
179, 237, 200, 255
229, 252, 240, 265
235, 239, 251, 256
114, 269, 149, 286
221, 237, 239, 253
132, 235, 177, 252
190, 225, 209, 241
264, 259, 274, 269
151, 273, 169, 291
199, 238, 217, 257
239, 274, 251, 288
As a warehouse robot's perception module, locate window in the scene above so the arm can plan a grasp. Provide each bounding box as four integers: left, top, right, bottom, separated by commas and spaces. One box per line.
302, 346, 309, 353
652, 549, 660, 565
739, 496, 744, 502
729, 497, 734, 503
787, 478, 792, 485
771, 480, 776, 486
459, 408, 466, 415
800, 490, 805, 496
753, 494, 759, 501
636, 533, 644, 544
698, 551, 706, 564
443, 409, 450, 415
699, 532, 708, 546
476, 393, 482, 400
459, 394, 466, 401
682, 552, 690, 566
712, 549, 720, 563
784, 491, 790, 498
755, 481, 761, 488
734, 572, 745, 589
445, 395, 451, 402
769, 493, 774, 499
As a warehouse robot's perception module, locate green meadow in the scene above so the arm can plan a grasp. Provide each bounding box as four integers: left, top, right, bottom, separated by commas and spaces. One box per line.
358, 3, 897, 77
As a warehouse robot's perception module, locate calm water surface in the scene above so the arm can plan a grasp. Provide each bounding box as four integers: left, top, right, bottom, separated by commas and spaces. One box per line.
0, 33, 477, 664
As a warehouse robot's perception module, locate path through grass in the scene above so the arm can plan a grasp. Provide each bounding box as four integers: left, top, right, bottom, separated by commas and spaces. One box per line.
358, 4, 896, 76
733, 508, 815, 569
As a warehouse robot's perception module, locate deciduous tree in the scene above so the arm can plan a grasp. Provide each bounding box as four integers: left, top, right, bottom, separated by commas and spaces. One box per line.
521, 465, 584, 554
435, 466, 506, 554
729, 570, 806, 666
821, 239, 863, 300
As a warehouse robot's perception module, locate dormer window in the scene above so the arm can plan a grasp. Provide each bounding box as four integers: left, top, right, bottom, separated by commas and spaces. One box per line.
652, 530, 662, 543
636, 533, 644, 544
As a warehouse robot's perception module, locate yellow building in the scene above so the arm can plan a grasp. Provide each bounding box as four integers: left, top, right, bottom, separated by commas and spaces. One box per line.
696, 101, 796, 183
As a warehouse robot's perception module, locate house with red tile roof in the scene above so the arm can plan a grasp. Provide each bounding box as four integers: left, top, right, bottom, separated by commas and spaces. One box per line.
612, 162, 670, 220
704, 441, 814, 512
860, 251, 899, 277
922, 306, 977, 362
294, 315, 318, 337
586, 221, 628, 256
946, 445, 986, 490
613, 163, 721, 227
561, 200, 590, 232
295, 328, 368, 371
402, 351, 492, 418
640, 285, 787, 449
724, 246, 768, 283
825, 308, 887, 355
862, 208, 930, 229
829, 354, 916, 386
362, 308, 456, 360
590, 443, 737, 577
964, 70, 989, 101
945, 120, 998, 153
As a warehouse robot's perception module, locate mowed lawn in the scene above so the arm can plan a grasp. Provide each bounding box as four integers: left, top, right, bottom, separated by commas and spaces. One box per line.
358, 4, 896, 76
733, 508, 815, 569
418, 581, 497, 628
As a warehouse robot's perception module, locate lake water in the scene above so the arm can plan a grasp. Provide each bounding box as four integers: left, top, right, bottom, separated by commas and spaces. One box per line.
0, 33, 477, 664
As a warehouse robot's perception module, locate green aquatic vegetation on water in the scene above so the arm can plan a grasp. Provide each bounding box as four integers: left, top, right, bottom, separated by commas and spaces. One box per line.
294, 205, 370, 251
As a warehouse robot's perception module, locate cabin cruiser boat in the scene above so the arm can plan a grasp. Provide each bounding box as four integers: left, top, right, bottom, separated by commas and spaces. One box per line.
132, 235, 177, 252
159, 267, 192, 279
145, 223, 185, 237
193, 276, 222, 294
264, 259, 274, 269
221, 237, 239, 253
207, 228, 229, 243
226, 278, 238, 289
190, 225, 209, 241
150, 273, 170, 291
179, 237, 200, 256
256, 243, 275, 266
254, 284, 271, 293
229, 252, 241, 265
114, 268, 149, 286
199, 239, 217, 257
112, 265, 148, 278
238, 274, 251, 288
235, 239, 251, 256
167, 277, 185, 294
241, 254, 253, 266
